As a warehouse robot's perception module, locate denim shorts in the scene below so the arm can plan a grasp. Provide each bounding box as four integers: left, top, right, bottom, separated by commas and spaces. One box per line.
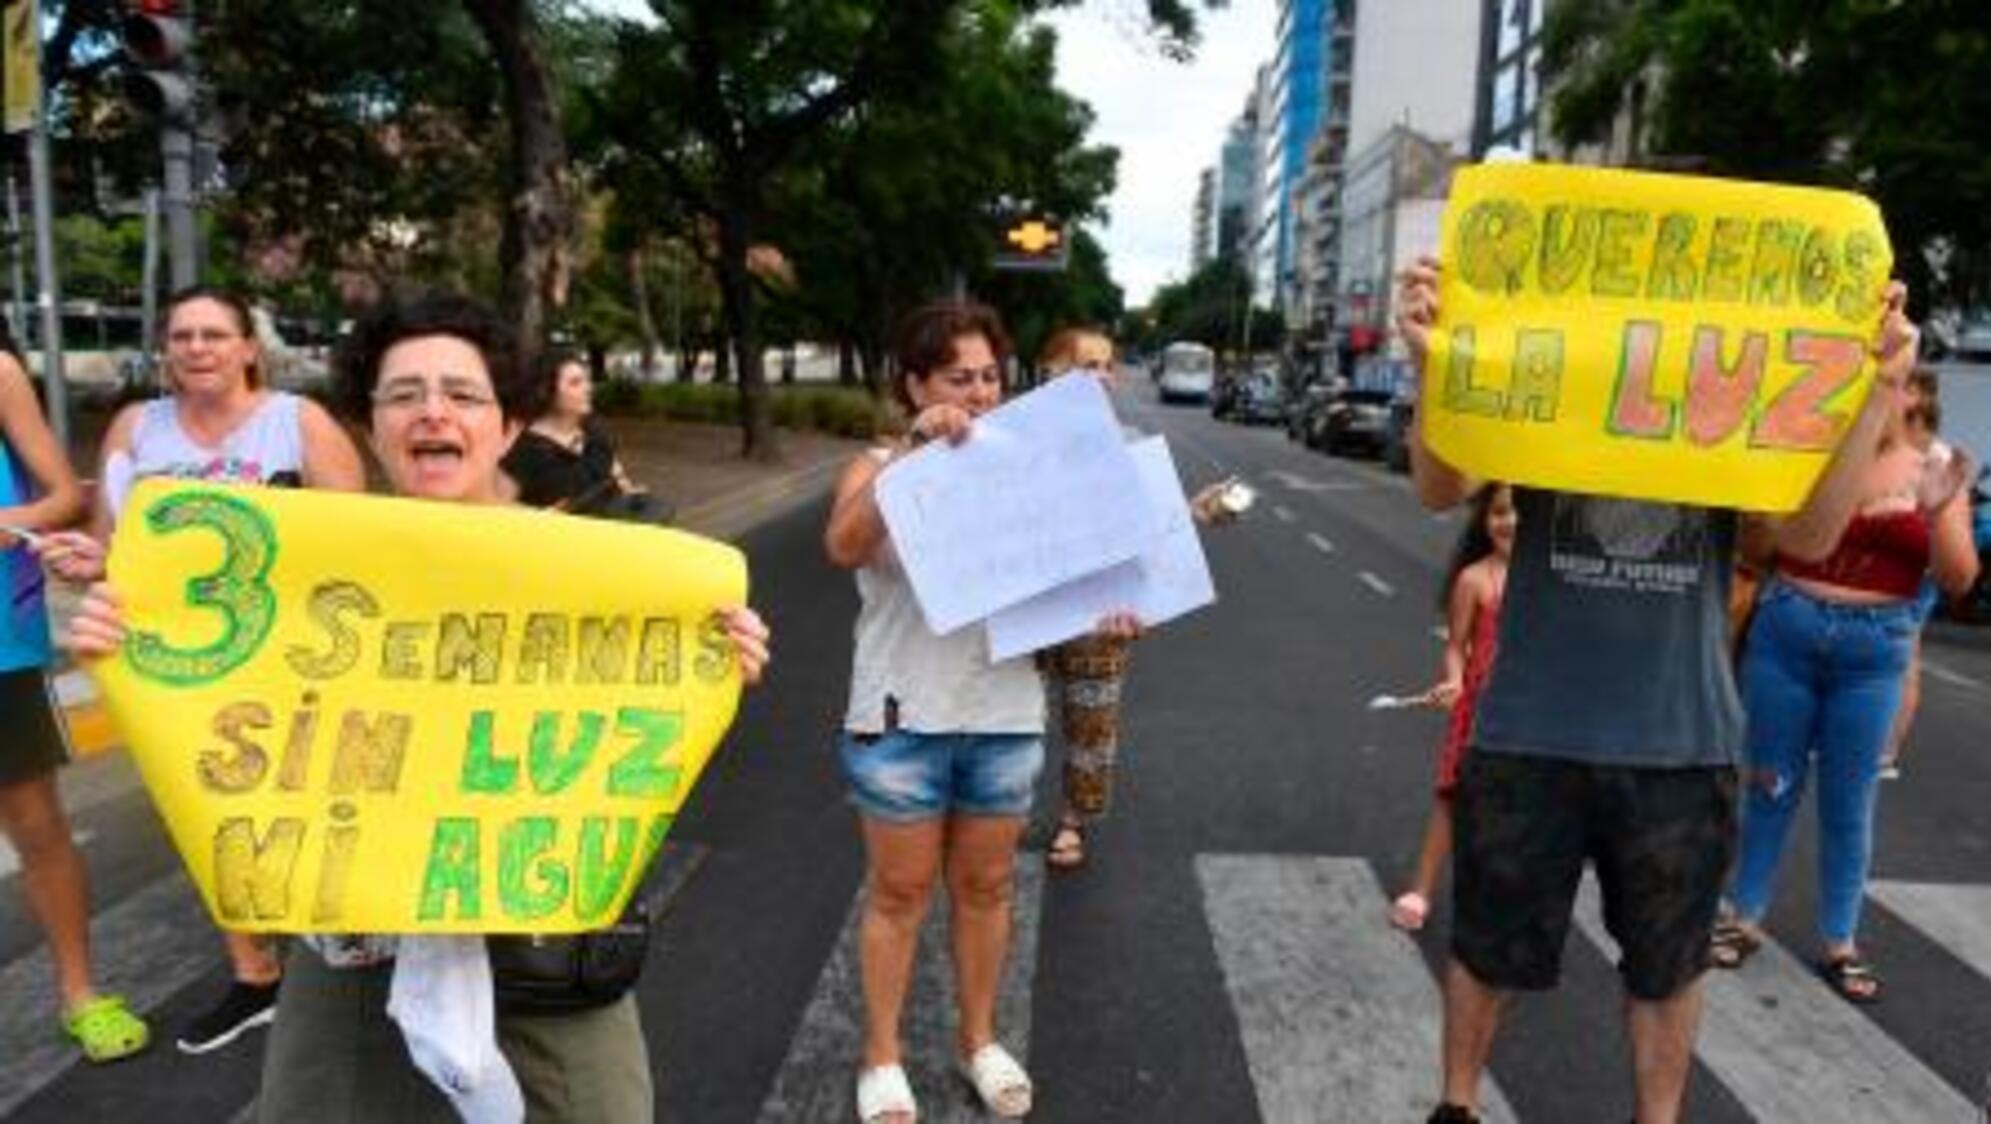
837, 729, 1044, 823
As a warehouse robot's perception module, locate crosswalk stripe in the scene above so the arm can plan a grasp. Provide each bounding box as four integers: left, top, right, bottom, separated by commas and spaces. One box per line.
1197, 855, 1518, 1124
0, 872, 220, 1117
1571, 878, 1975, 1122
1868, 880, 1991, 983
757, 862, 1045, 1122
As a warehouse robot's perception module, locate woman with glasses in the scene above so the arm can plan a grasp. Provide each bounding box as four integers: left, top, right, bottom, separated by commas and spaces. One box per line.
65, 292, 771, 1122
38, 284, 366, 1056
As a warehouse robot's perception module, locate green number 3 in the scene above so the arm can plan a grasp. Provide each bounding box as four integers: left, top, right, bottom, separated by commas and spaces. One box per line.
126, 490, 281, 686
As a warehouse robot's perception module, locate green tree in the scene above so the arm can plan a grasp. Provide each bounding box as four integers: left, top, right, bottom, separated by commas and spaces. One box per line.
1543, 0, 1991, 309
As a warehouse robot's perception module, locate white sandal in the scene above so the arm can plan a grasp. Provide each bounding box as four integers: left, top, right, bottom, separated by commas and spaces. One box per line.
856, 1063, 917, 1123
958, 1042, 1033, 1118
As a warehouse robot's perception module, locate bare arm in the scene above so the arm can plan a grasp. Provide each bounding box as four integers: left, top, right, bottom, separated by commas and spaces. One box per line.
1428, 568, 1480, 706
823, 452, 890, 569
1929, 490, 1980, 596
0, 355, 84, 540
298, 399, 367, 492
1395, 256, 1475, 511
1770, 282, 1915, 562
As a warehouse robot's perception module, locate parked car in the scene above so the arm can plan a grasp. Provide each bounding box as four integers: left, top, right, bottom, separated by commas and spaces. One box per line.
1157, 341, 1216, 404
1319, 387, 1395, 456
1232, 372, 1288, 425
1957, 311, 1991, 362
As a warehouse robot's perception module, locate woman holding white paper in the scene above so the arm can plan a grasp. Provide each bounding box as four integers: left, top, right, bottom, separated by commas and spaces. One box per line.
824, 302, 1138, 1123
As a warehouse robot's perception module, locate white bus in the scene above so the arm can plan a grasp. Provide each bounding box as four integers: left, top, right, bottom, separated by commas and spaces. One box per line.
1156, 340, 1215, 405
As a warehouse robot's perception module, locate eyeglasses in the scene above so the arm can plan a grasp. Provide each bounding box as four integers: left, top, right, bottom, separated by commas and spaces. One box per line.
371, 377, 499, 412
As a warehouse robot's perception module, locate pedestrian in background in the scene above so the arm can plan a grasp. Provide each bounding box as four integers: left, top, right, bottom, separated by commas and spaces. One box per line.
1713, 362, 1977, 1003
501, 349, 672, 523
1037, 326, 1243, 871
37, 285, 366, 1056
1879, 365, 1950, 779
0, 320, 149, 1063
65, 292, 771, 1121
1390, 482, 1513, 933
825, 303, 1136, 1122
1396, 256, 1922, 1124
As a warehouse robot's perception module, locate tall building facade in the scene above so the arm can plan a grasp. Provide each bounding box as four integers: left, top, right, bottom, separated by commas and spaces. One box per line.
1257, 0, 1341, 321
1472, 0, 1548, 158
1191, 167, 1216, 270
1215, 109, 1259, 265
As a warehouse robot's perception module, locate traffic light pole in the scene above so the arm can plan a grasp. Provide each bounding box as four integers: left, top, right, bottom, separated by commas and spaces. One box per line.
27, 65, 70, 448
161, 123, 197, 289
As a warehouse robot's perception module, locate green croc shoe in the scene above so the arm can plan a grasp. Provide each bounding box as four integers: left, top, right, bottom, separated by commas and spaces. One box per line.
65, 995, 151, 1063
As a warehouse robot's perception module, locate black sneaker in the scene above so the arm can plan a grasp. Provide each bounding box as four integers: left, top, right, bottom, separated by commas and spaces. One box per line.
175, 979, 279, 1055
1425, 1106, 1480, 1124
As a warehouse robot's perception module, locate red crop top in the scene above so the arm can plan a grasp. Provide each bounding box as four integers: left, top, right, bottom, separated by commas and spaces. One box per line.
1778, 509, 1930, 599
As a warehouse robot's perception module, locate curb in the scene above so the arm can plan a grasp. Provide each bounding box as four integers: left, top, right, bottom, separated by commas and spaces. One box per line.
51, 450, 852, 761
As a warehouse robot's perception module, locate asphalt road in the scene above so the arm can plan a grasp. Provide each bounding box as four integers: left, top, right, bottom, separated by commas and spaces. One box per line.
5, 376, 1991, 1122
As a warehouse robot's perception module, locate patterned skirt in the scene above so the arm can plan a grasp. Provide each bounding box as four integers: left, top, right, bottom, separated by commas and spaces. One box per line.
1043, 633, 1134, 819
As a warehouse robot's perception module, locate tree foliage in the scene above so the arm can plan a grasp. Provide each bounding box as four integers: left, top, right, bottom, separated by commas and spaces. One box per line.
1133, 258, 1278, 356
1542, 0, 1991, 309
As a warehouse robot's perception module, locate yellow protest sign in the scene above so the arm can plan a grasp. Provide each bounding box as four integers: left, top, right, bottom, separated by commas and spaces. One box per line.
95, 479, 749, 935
1424, 163, 1894, 511
4, 0, 39, 135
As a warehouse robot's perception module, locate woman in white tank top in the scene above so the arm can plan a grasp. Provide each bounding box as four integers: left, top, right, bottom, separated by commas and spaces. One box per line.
37, 285, 365, 1056
825, 301, 1140, 1124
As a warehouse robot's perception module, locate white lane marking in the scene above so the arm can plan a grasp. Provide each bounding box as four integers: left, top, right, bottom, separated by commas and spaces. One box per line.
1867, 881, 1991, 984
1572, 878, 1973, 1123
0, 873, 219, 1116
1265, 469, 1365, 494
1272, 505, 1296, 524
1920, 659, 1984, 690
1358, 571, 1396, 598
1198, 855, 1518, 1123
52, 670, 97, 708
0, 828, 95, 881
758, 865, 1044, 1122
1306, 532, 1336, 555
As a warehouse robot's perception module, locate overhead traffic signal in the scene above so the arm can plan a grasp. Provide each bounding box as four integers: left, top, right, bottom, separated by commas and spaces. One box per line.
992, 213, 1070, 272
122, 0, 197, 122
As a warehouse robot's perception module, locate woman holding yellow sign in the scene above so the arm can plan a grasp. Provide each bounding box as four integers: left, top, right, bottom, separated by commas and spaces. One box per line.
68, 292, 772, 1123
1714, 364, 1978, 1003
38, 285, 367, 1057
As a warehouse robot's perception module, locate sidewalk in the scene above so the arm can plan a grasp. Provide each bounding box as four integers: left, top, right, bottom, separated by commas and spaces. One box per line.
48, 417, 867, 759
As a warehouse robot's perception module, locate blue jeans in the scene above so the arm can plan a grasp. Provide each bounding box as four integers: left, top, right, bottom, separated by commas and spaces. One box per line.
1731, 580, 1917, 944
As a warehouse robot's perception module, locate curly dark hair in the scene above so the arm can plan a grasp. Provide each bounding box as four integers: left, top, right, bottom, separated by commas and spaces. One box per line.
332, 293, 529, 427
891, 299, 1011, 413
527, 347, 587, 422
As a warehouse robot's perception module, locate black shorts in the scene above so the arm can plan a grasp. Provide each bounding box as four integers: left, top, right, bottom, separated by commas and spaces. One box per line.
0, 666, 70, 786
1451, 751, 1737, 1001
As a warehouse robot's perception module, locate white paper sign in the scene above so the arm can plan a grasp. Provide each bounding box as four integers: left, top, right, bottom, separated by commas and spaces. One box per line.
874, 374, 1163, 636
985, 435, 1216, 660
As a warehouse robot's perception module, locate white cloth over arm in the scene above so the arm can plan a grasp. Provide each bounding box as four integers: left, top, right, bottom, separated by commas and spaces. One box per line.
387, 935, 524, 1124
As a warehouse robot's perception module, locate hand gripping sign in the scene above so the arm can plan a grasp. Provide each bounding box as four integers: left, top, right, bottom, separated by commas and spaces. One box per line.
95, 479, 749, 934
1424, 164, 1894, 511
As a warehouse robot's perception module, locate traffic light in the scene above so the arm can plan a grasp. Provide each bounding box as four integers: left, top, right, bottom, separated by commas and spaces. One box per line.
122, 0, 197, 122
992, 213, 1070, 272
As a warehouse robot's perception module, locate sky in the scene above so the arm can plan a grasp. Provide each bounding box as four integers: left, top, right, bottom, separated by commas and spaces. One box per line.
586, 0, 1277, 307
1041, 0, 1275, 306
